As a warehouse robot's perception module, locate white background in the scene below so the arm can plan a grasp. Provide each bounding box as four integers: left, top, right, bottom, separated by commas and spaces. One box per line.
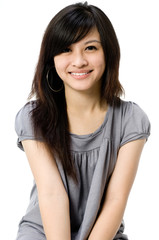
0, 0, 158, 239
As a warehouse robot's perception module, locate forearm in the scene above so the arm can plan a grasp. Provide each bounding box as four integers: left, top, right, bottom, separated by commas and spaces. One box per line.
88, 140, 145, 240
39, 193, 71, 240
88, 198, 127, 240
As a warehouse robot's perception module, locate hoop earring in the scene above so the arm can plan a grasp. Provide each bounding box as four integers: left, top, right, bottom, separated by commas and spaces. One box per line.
46, 67, 63, 92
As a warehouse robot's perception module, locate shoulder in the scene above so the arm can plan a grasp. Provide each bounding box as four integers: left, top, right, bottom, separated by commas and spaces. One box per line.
15, 100, 37, 120
116, 100, 151, 146
16, 100, 36, 118
118, 99, 149, 122
15, 101, 41, 150
15, 101, 37, 133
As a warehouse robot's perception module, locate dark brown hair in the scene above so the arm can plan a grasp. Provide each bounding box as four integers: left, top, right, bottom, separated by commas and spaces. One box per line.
29, 2, 124, 181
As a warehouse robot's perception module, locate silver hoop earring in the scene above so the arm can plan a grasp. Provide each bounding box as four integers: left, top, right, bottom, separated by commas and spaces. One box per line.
46, 67, 63, 92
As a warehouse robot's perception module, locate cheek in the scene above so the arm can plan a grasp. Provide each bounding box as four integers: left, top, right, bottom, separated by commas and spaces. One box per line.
95, 60, 106, 74
54, 57, 67, 77
92, 54, 105, 70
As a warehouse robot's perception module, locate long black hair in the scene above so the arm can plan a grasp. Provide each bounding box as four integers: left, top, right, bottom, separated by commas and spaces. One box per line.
29, 2, 124, 181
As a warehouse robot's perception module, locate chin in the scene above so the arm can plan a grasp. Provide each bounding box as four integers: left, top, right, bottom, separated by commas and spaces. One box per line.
72, 84, 93, 91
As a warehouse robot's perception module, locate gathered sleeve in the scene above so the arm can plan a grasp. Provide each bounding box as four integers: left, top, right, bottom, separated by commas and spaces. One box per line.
15, 101, 43, 151
120, 101, 151, 147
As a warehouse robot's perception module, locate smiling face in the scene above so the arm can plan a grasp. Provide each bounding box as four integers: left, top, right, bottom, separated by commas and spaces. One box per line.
54, 28, 106, 95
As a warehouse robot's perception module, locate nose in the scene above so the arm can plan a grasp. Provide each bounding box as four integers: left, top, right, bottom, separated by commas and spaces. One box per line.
71, 51, 88, 68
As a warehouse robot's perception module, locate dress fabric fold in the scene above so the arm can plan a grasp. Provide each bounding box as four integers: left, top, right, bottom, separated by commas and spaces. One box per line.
15, 100, 151, 240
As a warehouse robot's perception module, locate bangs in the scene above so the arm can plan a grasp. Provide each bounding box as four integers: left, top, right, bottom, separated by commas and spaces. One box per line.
52, 8, 96, 55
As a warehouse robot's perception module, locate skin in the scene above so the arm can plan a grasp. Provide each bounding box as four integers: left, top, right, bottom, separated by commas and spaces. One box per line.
54, 28, 106, 94
22, 28, 147, 240
54, 27, 107, 135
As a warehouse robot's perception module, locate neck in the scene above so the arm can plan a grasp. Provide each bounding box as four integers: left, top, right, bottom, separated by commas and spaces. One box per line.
65, 88, 108, 135
65, 88, 106, 115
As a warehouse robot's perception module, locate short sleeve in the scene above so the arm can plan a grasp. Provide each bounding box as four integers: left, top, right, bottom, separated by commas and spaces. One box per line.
120, 101, 151, 147
15, 101, 43, 151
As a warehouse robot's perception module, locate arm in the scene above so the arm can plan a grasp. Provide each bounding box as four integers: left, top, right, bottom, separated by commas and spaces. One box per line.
88, 139, 146, 240
22, 140, 71, 240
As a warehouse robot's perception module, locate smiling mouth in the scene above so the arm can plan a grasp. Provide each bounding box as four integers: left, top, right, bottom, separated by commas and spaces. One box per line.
70, 70, 93, 76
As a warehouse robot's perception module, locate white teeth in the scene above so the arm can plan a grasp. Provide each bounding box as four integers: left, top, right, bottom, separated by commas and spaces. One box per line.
71, 72, 89, 76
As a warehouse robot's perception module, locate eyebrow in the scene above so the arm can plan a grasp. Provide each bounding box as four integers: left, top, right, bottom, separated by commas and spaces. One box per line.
84, 40, 101, 45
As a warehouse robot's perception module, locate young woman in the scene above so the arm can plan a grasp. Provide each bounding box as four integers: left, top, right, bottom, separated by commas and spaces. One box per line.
15, 2, 150, 240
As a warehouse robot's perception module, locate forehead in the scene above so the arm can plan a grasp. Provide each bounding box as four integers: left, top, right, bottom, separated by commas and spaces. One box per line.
72, 27, 101, 45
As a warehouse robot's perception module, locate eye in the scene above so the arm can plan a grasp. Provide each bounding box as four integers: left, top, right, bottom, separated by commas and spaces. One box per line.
86, 46, 97, 51
62, 48, 71, 53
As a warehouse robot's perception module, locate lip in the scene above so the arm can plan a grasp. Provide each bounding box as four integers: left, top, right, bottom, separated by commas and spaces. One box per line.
69, 70, 93, 73
69, 70, 93, 80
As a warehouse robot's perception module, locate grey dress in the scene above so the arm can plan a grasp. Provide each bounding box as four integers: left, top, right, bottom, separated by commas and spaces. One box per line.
15, 100, 150, 240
